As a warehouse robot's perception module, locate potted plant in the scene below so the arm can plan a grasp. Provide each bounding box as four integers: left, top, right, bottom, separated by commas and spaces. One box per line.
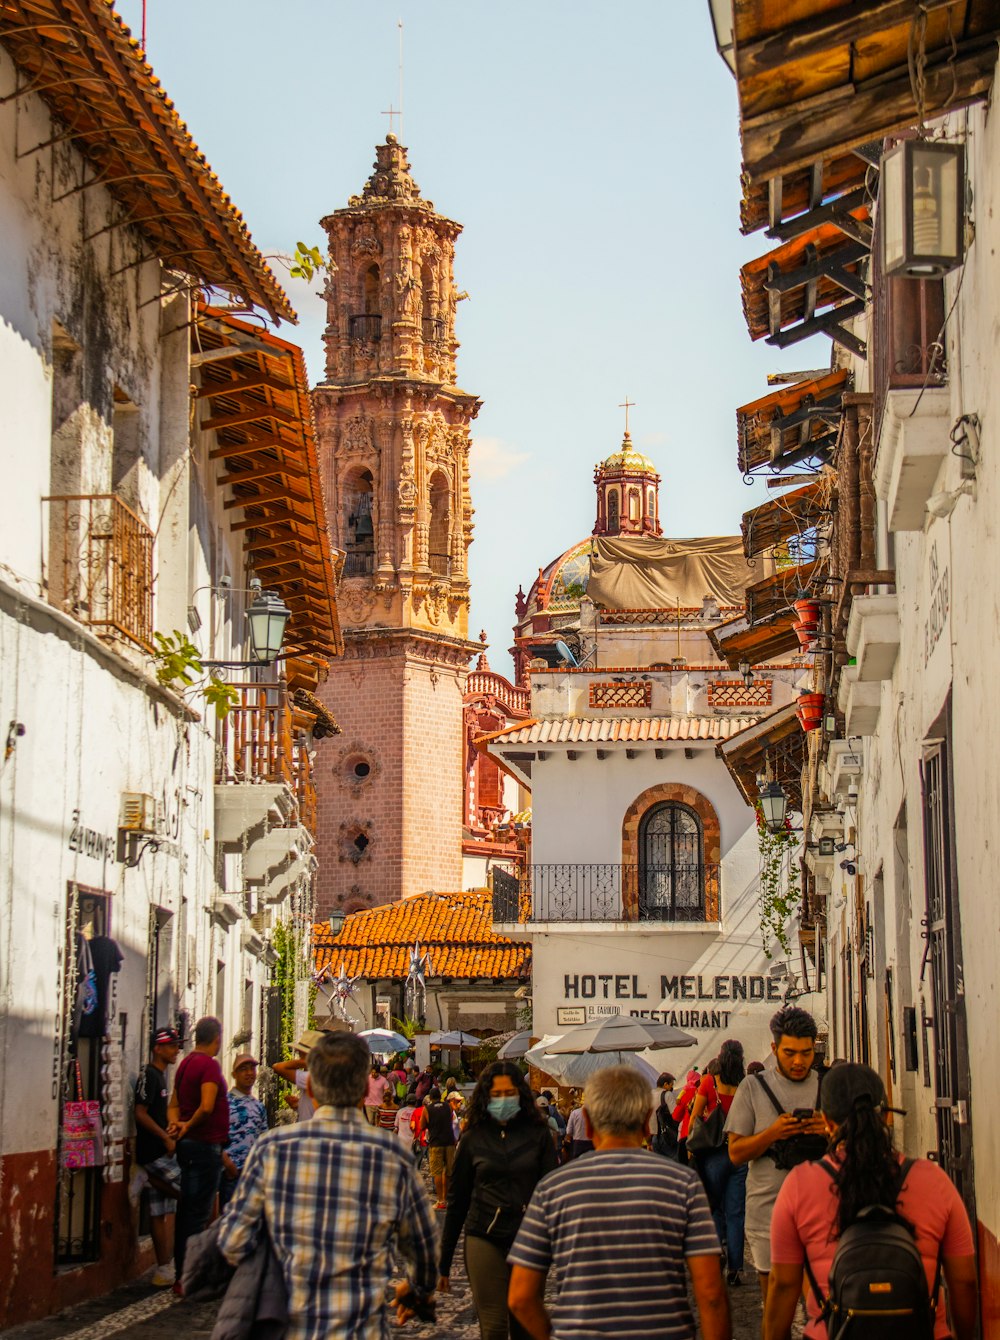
796, 691, 825, 731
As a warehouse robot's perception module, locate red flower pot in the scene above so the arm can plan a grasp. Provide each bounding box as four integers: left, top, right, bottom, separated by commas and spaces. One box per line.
793, 619, 819, 649
794, 598, 820, 624
797, 692, 824, 731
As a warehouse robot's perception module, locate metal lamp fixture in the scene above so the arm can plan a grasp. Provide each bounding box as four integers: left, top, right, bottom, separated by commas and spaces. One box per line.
245, 584, 291, 666
882, 139, 966, 277
707, 0, 736, 73
758, 781, 788, 833
739, 659, 754, 688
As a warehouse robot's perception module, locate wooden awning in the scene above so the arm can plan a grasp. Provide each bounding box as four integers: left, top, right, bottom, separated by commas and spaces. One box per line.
196, 306, 343, 661
740, 211, 870, 354
745, 561, 819, 625
738, 368, 848, 474
716, 703, 805, 809
0, 0, 293, 323
741, 480, 827, 559
734, 0, 1000, 183
740, 151, 872, 237
709, 610, 802, 667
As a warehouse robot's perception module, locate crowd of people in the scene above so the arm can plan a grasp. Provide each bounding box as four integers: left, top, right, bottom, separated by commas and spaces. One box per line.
128, 1006, 978, 1340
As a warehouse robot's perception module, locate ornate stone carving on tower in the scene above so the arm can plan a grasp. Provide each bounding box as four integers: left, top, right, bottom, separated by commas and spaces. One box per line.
312, 136, 482, 915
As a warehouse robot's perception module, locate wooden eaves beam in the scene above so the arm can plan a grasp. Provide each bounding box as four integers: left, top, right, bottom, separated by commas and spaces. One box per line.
208, 435, 296, 461
768, 298, 867, 357
202, 404, 297, 432
223, 483, 312, 510
738, 0, 959, 82
197, 370, 294, 399
768, 184, 873, 245
743, 40, 998, 182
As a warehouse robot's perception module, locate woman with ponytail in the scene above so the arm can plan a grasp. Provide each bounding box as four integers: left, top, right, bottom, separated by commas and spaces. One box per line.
764, 1063, 977, 1340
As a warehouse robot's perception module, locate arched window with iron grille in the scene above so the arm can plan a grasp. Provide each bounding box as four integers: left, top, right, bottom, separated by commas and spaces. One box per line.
638, 801, 704, 921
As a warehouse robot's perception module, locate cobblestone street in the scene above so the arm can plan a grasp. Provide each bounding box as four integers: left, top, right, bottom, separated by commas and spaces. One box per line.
0, 1259, 764, 1340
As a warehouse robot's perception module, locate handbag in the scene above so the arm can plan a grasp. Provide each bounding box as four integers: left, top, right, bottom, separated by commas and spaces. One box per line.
61, 1060, 105, 1169
686, 1095, 727, 1153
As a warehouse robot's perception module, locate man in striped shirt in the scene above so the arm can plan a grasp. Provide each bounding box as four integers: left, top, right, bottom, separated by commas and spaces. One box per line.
507, 1066, 731, 1340
216, 1032, 438, 1340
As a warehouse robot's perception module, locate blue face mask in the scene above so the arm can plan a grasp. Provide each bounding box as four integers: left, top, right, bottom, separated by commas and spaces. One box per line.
487, 1095, 521, 1124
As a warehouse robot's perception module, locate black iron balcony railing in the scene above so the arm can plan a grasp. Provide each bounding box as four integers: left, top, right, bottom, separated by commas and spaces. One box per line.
342, 550, 375, 578
492, 863, 721, 925
348, 314, 382, 344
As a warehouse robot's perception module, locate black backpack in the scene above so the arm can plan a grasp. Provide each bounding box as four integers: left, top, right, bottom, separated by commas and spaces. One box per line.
651, 1091, 678, 1156
804, 1158, 942, 1340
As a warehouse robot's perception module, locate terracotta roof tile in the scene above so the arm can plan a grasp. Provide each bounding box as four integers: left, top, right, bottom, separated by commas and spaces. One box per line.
478, 716, 764, 748
314, 890, 530, 982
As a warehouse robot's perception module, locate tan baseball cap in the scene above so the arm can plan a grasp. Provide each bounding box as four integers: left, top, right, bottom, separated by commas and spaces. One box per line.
232, 1053, 259, 1071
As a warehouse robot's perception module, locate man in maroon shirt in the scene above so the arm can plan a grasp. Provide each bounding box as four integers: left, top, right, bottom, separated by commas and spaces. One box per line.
167, 1016, 229, 1284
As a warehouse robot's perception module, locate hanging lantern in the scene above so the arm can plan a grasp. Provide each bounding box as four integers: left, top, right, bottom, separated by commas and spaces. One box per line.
882, 139, 966, 278
758, 781, 788, 833
246, 587, 291, 666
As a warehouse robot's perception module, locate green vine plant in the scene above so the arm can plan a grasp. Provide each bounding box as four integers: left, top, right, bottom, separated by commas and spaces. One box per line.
754, 801, 801, 959
288, 241, 328, 283
272, 920, 306, 1060
391, 1015, 420, 1042
152, 630, 240, 720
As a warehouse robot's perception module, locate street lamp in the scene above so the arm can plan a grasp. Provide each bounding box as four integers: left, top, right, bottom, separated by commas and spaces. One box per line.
245, 585, 291, 666
758, 781, 788, 833
201, 579, 292, 669
707, 0, 736, 74
882, 139, 966, 277
739, 659, 754, 688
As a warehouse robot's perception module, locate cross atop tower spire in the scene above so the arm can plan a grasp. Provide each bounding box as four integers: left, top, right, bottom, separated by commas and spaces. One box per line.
618, 396, 635, 437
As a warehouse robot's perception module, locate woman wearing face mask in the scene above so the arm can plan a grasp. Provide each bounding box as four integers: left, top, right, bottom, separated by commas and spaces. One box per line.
438, 1061, 558, 1340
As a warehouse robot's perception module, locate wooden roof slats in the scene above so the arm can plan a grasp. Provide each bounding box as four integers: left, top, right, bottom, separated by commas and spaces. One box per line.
741, 481, 825, 558
716, 703, 805, 808
745, 560, 819, 624
741, 150, 871, 235
196, 305, 342, 661
737, 367, 848, 474
733, 0, 1000, 183
741, 208, 870, 349
709, 611, 803, 668
0, 0, 293, 322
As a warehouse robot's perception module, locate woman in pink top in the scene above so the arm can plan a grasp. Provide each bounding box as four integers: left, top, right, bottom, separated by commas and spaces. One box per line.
671, 1068, 700, 1165
766, 1063, 977, 1340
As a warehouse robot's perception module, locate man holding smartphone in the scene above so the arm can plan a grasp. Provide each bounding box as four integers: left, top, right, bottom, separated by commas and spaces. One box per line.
724, 1006, 825, 1313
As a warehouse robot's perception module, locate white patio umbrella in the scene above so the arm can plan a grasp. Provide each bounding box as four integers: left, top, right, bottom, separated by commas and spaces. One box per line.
496, 1029, 533, 1060
526, 1045, 661, 1087
544, 1014, 696, 1054
356, 1028, 411, 1055
429, 1030, 481, 1048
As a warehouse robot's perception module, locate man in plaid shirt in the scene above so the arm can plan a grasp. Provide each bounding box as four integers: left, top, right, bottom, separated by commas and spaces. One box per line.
217, 1032, 438, 1338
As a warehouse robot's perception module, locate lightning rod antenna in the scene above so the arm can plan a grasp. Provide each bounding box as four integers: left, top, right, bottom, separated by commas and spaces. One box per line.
398, 19, 404, 141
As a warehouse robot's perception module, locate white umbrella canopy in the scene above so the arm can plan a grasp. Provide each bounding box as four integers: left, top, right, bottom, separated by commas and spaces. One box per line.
496, 1029, 533, 1060
545, 1014, 696, 1054
356, 1028, 411, 1054
429, 1030, 481, 1047
525, 1042, 661, 1087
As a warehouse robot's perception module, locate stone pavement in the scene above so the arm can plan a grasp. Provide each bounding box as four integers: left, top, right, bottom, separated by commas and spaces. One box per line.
0, 1257, 764, 1340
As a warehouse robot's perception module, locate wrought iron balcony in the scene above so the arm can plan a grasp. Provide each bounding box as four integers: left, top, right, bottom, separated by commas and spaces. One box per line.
342, 550, 375, 578
43, 493, 154, 652
348, 314, 382, 344
492, 863, 721, 925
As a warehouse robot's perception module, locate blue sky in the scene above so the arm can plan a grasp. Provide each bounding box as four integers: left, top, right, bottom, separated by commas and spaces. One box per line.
117, 1, 828, 676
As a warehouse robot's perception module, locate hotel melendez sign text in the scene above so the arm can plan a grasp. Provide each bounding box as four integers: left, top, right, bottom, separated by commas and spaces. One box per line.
562, 972, 784, 1030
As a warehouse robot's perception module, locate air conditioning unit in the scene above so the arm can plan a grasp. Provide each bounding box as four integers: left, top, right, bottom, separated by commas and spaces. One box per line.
119, 792, 157, 834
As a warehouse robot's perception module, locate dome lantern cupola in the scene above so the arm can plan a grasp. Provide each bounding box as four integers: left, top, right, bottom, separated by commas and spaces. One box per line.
593, 429, 662, 538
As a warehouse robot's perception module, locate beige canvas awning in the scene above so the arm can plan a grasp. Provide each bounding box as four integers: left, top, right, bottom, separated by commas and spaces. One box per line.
586, 536, 755, 611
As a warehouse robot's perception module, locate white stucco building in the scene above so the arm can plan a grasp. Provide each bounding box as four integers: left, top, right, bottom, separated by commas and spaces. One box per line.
0, 6, 339, 1323
484, 440, 820, 1073
712, 9, 1000, 1326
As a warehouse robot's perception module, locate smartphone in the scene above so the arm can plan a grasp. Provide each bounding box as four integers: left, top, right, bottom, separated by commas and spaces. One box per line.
791, 1108, 814, 1120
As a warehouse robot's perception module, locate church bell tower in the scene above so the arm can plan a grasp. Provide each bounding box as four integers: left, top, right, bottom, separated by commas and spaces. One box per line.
312, 135, 482, 915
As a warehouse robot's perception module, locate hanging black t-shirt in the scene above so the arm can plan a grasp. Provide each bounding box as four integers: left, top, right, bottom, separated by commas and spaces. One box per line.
78, 935, 123, 1038
134, 1062, 170, 1165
